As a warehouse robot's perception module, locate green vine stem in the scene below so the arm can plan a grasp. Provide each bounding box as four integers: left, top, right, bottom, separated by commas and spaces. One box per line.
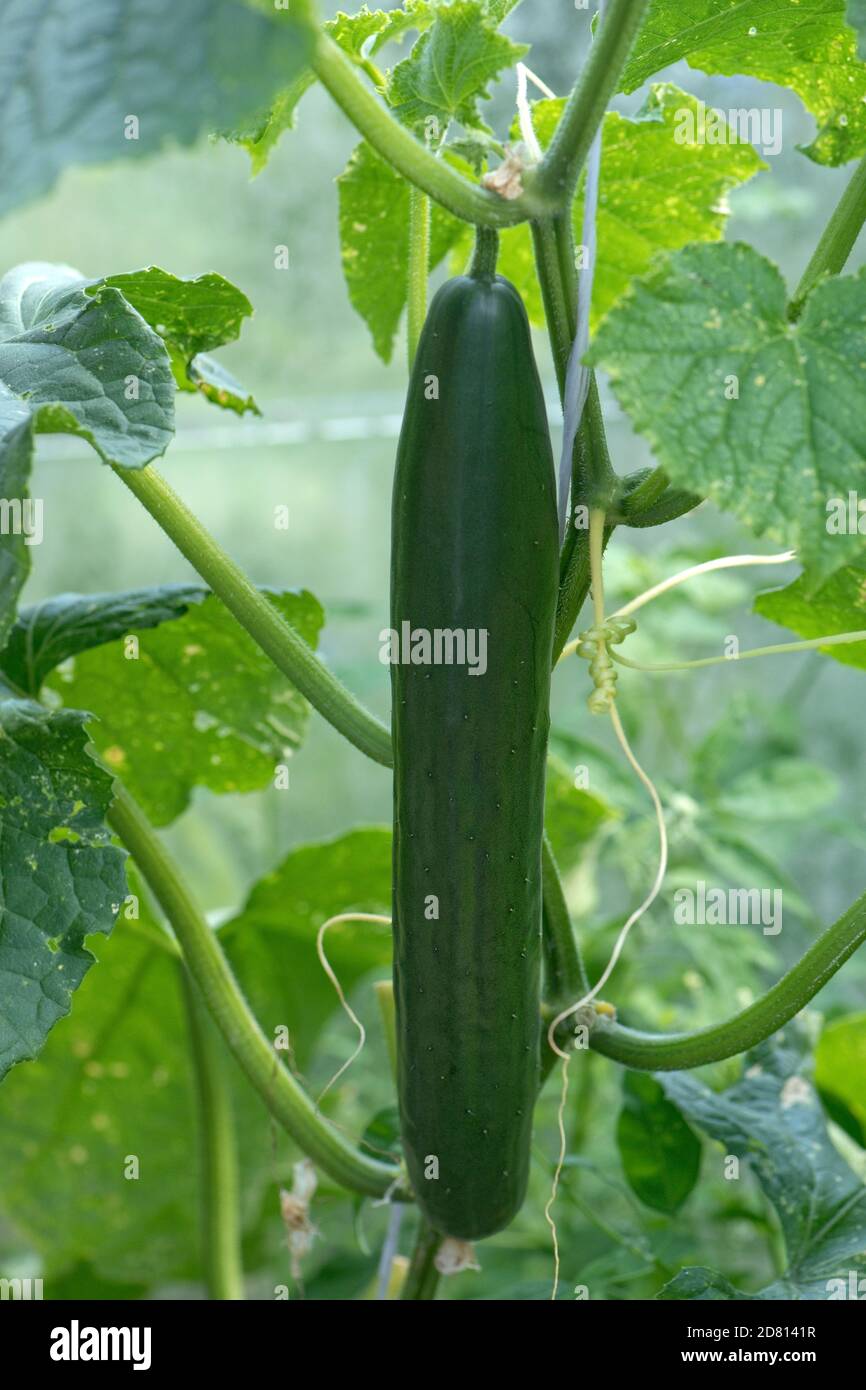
180, 968, 245, 1300
587, 887, 866, 1070
116, 464, 392, 767
311, 32, 535, 227
400, 1220, 443, 1300
407, 186, 431, 367
541, 832, 588, 1001
790, 153, 866, 318
107, 782, 403, 1199
532, 0, 652, 209
470, 224, 500, 278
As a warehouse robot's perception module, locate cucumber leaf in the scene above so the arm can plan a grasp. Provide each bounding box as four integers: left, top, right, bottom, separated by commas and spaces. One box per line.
0, 0, 314, 219
337, 142, 471, 362
90, 269, 259, 416
815, 1013, 866, 1144
466, 86, 764, 335
617, 1071, 702, 1213
588, 243, 866, 586
231, 4, 435, 172
755, 559, 866, 669
0, 263, 174, 472
0, 423, 34, 653
0, 829, 390, 1285
621, 0, 866, 166
658, 1037, 866, 1298
0, 691, 127, 1081
220, 827, 392, 1070
387, 0, 527, 130
0, 586, 205, 697
39, 589, 324, 827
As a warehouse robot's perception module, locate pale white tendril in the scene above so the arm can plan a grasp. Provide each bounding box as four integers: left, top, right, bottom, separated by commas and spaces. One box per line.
547, 702, 668, 1062
611, 550, 797, 621
516, 63, 555, 160
315, 912, 391, 1102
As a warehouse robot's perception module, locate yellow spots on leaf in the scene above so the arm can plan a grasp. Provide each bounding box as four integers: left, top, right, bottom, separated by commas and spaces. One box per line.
109, 1061, 130, 1080
103, 746, 127, 768
182, 644, 205, 658
754, 374, 766, 387
85, 1061, 104, 1078
68, 1145, 89, 1165
91, 1113, 111, 1132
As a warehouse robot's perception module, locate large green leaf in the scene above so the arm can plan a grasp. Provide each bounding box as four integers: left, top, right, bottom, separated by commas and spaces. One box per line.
0, 585, 204, 697
755, 559, 866, 668
0, 263, 174, 470
0, 422, 33, 652
91, 269, 258, 416
231, 3, 435, 173
337, 141, 471, 362
220, 827, 393, 1071
0, 692, 127, 1081
0, 829, 390, 1285
0, 0, 314, 218
588, 243, 866, 585
659, 1038, 866, 1298
815, 1013, 866, 1143
621, 0, 866, 166
543, 753, 617, 873
461, 86, 763, 334
42, 589, 324, 827
387, 0, 526, 130
617, 1071, 701, 1214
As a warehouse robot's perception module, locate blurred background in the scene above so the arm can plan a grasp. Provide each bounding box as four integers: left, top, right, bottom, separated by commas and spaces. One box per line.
3, 0, 865, 1298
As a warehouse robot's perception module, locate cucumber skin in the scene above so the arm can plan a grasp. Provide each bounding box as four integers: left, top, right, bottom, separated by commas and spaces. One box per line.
390, 273, 559, 1239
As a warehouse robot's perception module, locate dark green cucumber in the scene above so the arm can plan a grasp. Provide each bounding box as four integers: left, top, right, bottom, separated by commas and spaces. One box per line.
390, 268, 559, 1239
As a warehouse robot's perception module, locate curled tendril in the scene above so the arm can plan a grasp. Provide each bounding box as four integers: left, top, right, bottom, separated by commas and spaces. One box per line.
574, 616, 637, 712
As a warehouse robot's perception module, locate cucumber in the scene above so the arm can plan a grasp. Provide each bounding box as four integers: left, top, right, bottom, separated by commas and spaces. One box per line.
390, 264, 559, 1239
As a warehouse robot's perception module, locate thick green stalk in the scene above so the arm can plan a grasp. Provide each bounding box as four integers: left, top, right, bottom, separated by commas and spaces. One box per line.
790, 154, 866, 317
407, 186, 431, 367
541, 832, 587, 1000
311, 33, 535, 227
470, 224, 500, 277
400, 1220, 443, 1300
587, 888, 866, 1070
116, 464, 392, 767
532, 0, 651, 208
108, 783, 402, 1198
180, 969, 245, 1300
531, 217, 575, 393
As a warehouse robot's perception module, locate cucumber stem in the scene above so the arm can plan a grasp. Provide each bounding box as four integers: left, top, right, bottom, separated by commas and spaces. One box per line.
542, 833, 589, 1000
589, 886, 866, 1070
400, 1221, 443, 1300
180, 969, 245, 1300
407, 186, 431, 368
790, 153, 866, 318
532, 0, 651, 209
107, 782, 403, 1199
470, 225, 500, 278
311, 32, 535, 227
115, 464, 393, 767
